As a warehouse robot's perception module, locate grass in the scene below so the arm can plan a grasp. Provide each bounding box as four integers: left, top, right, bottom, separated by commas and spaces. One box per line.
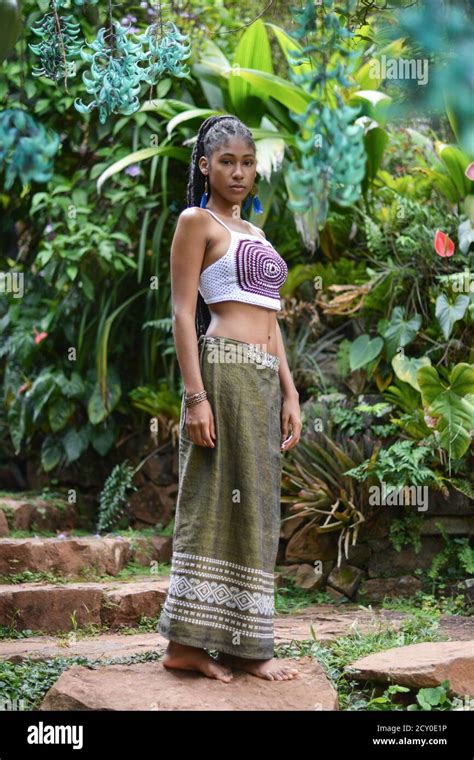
0, 608, 461, 712
0, 649, 164, 710
2, 525, 174, 539
0, 558, 171, 586
272, 607, 452, 710
0, 610, 162, 641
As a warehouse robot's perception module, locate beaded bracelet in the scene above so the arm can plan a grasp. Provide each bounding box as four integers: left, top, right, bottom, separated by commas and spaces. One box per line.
185, 389, 208, 407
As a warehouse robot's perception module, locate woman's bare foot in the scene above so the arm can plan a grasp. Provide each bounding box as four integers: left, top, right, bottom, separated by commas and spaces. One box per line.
216, 652, 299, 681
162, 641, 233, 682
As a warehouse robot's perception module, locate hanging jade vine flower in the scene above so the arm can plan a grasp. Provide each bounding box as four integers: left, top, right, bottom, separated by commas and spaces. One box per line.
140, 20, 191, 83
0, 109, 60, 188
74, 21, 148, 123
29, 3, 82, 89
286, 0, 366, 229
288, 96, 366, 221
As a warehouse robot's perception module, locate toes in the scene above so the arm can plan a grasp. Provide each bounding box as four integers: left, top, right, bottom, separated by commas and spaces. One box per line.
214, 670, 233, 682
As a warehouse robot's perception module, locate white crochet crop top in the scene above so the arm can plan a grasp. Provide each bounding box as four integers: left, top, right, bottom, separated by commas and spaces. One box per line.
198, 208, 288, 311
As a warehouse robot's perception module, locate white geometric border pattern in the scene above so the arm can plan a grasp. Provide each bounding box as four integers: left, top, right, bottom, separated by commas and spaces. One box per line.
162, 551, 276, 637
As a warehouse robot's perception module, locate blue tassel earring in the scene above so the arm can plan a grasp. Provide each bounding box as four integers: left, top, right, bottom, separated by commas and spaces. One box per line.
243, 183, 263, 214
199, 176, 209, 208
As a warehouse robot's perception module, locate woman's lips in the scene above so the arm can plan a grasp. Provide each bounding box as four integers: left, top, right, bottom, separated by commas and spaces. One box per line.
230, 186, 245, 191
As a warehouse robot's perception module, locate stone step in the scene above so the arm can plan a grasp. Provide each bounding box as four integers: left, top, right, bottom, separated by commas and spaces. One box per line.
1, 597, 473, 653
0, 492, 93, 535
346, 640, 474, 699
0, 535, 172, 578
38, 655, 338, 711
0, 577, 169, 633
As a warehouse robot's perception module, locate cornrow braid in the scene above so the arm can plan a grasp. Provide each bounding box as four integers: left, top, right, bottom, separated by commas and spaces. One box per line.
184, 114, 256, 339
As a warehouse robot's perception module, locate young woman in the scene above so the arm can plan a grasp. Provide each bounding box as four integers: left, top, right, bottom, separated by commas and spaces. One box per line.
156, 114, 302, 683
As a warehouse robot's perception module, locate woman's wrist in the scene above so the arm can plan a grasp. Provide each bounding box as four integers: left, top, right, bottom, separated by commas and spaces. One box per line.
282, 387, 299, 400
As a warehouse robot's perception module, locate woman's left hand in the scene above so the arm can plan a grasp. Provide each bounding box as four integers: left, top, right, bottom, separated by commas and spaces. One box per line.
280, 393, 302, 451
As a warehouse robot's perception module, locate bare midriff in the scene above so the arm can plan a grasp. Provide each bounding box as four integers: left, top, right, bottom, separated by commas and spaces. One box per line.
204, 301, 278, 356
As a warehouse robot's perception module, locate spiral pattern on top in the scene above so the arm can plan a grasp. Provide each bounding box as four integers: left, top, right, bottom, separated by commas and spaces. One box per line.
235, 240, 288, 298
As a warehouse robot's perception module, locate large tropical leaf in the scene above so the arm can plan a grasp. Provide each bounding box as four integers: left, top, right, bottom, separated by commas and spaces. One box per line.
391, 353, 431, 392
96, 146, 189, 193
418, 363, 474, 459
435, 293, 470, 340
229, 19, 273, 123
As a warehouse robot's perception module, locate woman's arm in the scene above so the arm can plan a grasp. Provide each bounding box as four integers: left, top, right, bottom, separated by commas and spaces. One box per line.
170, 208, 216, 448
170, 208, 208, 395
275, 320, 298, 399
274, 320, 301, 450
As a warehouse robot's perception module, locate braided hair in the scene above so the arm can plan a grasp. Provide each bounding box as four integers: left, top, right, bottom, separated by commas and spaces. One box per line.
185, 114, 256, 339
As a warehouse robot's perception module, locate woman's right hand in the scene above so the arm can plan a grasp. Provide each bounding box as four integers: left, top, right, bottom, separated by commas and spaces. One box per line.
184, 399, 216, 447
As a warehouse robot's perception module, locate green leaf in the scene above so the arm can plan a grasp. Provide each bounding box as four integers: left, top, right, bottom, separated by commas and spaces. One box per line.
225, 67, 312, 114
436, 142, 474, 201
229, 19, 273, 121
96, 146, 189, 193
267, 23, 314, 80
435, 293, 469, 340
380, 306, 422, 359
48, 398, 76, 433
89, 423, 117, 456
391, 353, 432, 392
62, 427, 89, 463
7, 397, 25, 453
418, 363, 474, 459
41, 436, 62, 472
62, 372, 86, 398
349, 334, 383, 371
28, 371, 57, 422
87, 368, 121, 424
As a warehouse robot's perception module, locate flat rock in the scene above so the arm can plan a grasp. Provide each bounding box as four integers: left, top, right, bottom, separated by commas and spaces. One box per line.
0, 578, 168, 633
38, 656, 338, 711
0, 632, 164, 663
346, 640, 474, 697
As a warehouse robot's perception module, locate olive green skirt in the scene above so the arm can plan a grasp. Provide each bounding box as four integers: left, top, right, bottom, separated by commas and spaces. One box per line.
156, 334, 283, 659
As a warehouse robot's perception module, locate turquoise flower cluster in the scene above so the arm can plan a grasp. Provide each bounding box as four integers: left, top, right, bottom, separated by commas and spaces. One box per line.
29, 12, 82, 82
74, 22, 146, 123
140, 21, 191, 83
73, 20, 191, 123
27, 3, 191, 124
0, 109, 61, 189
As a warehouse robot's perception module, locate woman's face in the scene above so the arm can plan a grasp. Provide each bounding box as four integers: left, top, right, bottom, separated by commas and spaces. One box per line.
200, 137, 257, 206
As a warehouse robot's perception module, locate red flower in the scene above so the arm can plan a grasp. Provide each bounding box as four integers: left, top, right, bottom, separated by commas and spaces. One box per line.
33, 328, 48, 345
434, 230, 455, 257
465, 163, 474, 181
18, 382, 30, 394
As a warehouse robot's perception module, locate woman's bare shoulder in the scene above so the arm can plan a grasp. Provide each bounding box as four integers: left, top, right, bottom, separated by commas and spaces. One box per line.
178, 207, 208, 223
248, 222, 266, 239
175, 207, 212, 235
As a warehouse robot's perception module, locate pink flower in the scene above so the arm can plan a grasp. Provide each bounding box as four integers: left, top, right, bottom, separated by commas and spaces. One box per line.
18, 382, 30, 394
423, 405, 438, 428
33, 328, 48, 345
434, 230, 455, 257
465, 163, 474, 181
